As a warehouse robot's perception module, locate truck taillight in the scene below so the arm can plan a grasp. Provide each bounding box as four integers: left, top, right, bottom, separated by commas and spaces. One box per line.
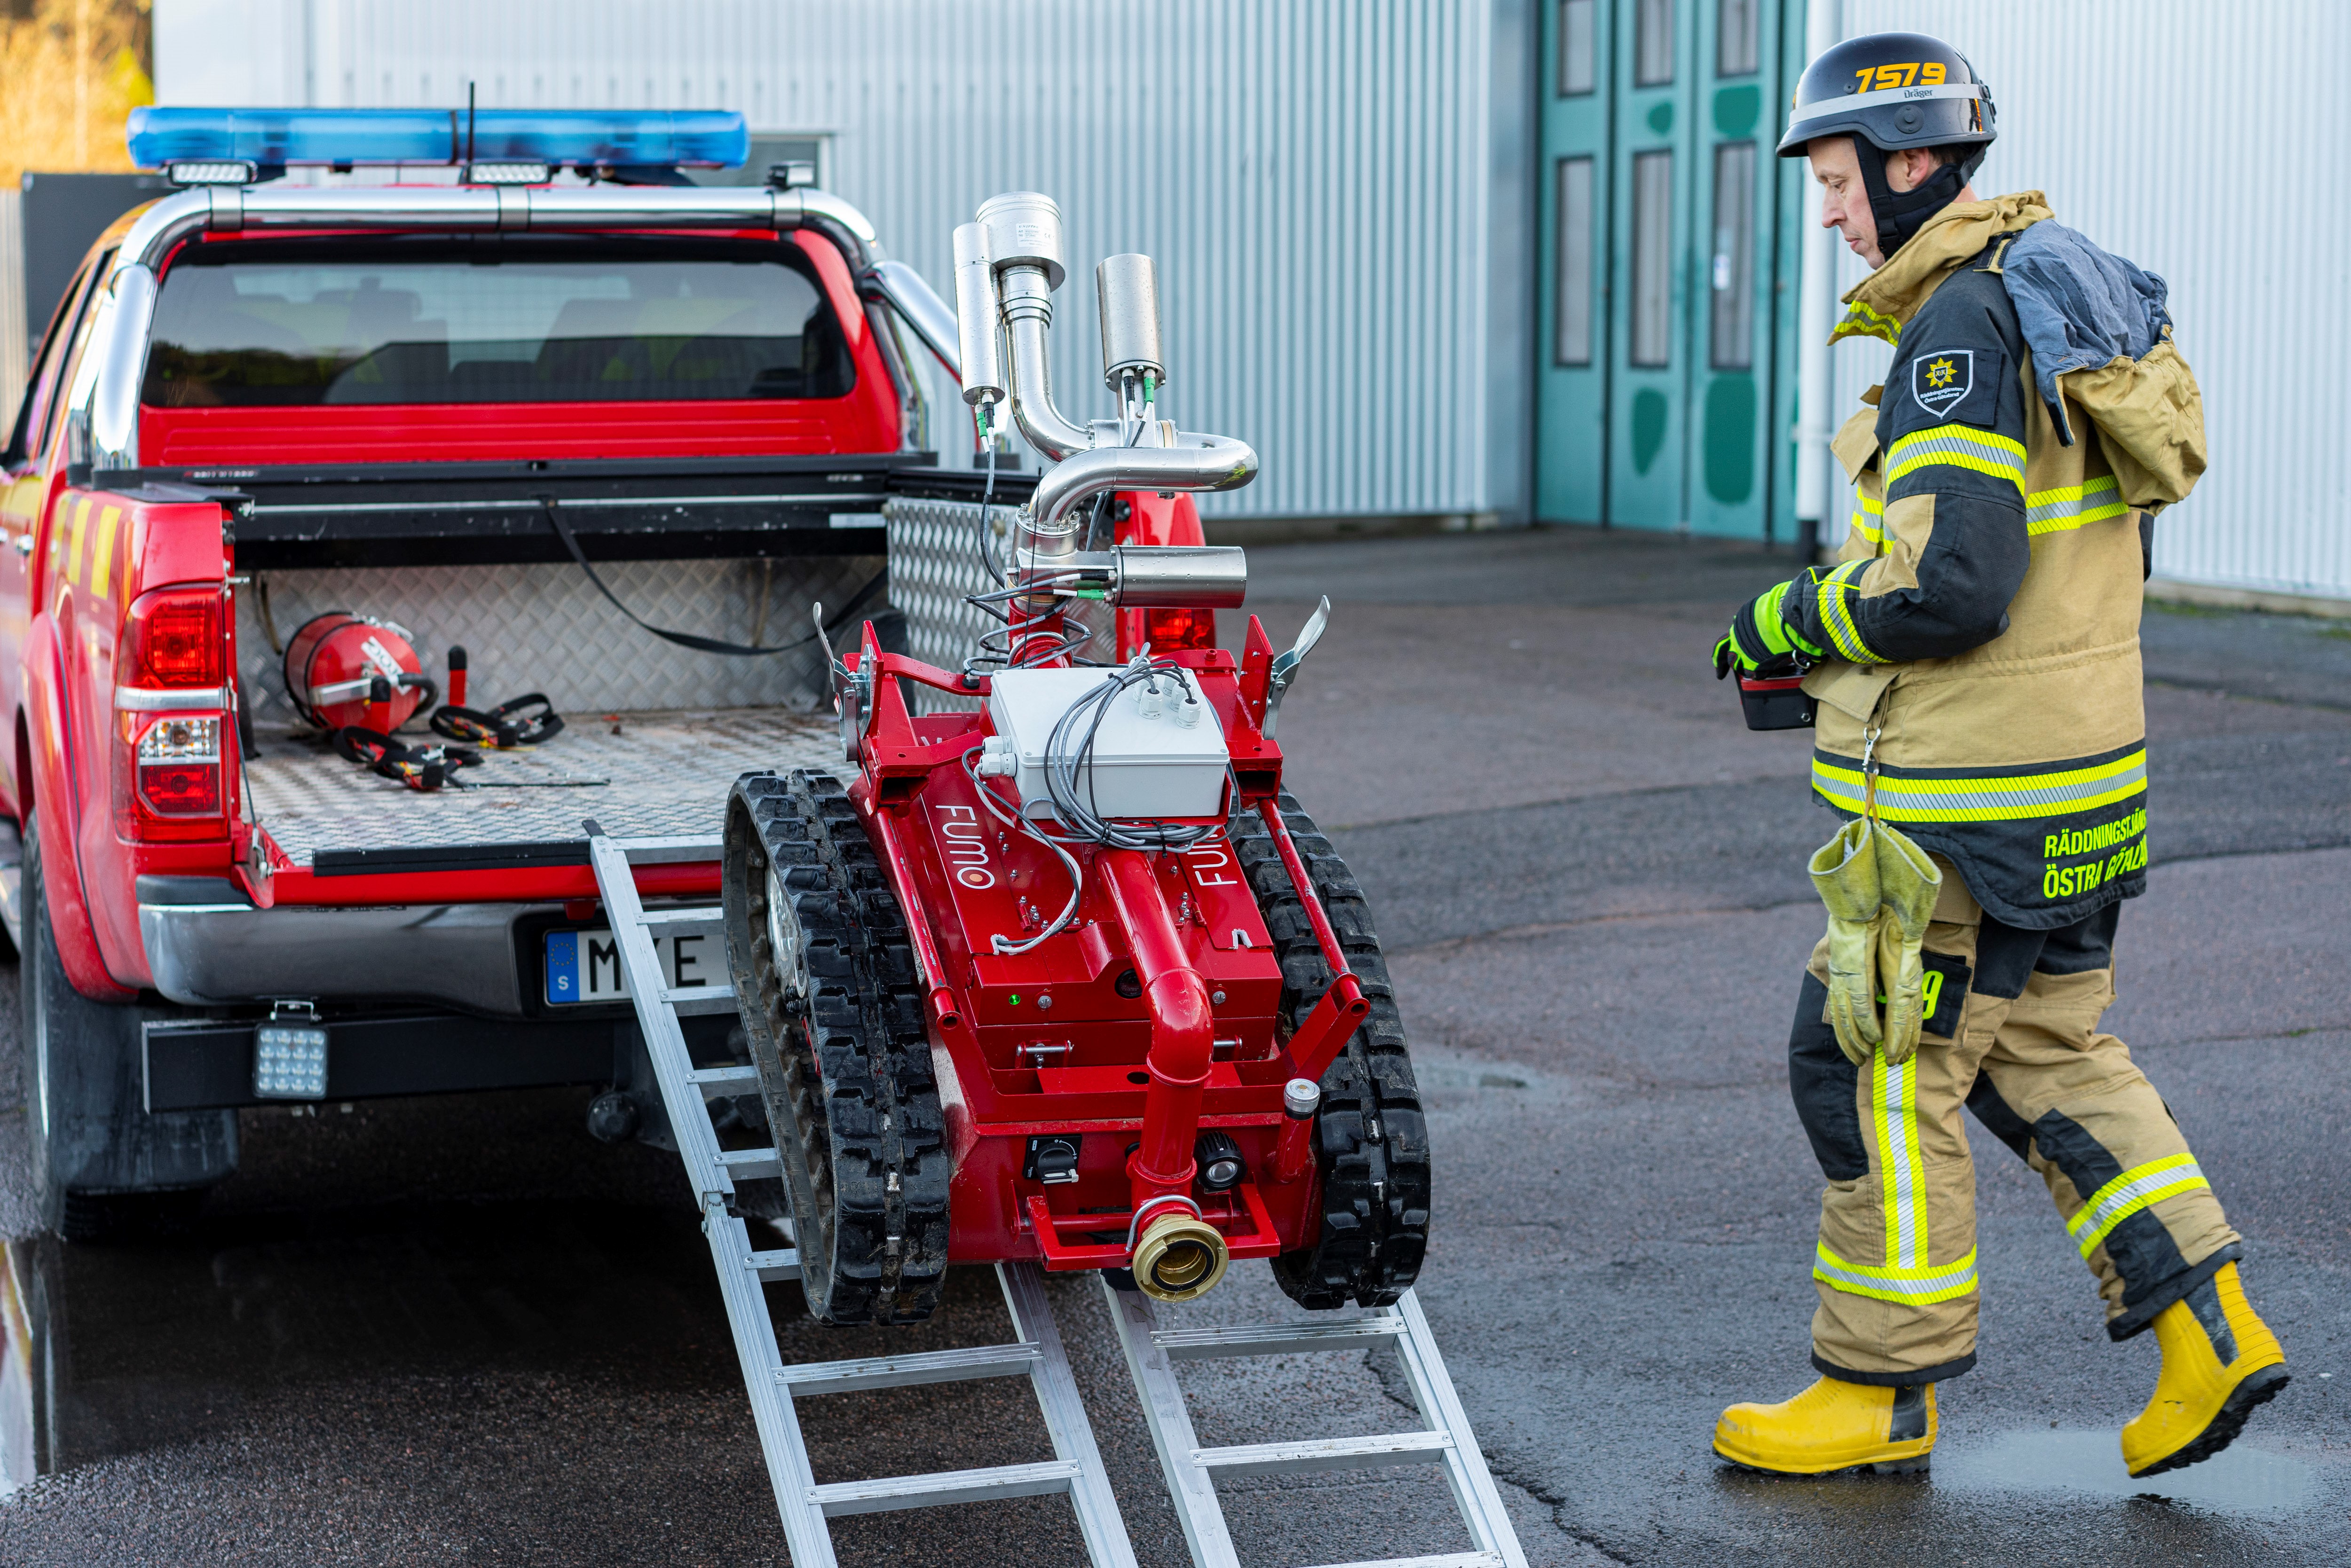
122, 587, 227, 688
134, 717, 222, 815
115, 587, 231, 840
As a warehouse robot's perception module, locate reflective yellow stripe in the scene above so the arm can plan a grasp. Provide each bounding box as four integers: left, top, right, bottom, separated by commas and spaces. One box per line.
1851, 490, 1886, 549
90, 505, 121, 600
1885, 424, 2028, 500
1812, 748, 2147, 823
1834, 298, 1903, 347
2067, 1153, 2209, 1258
1871, 1050, 1931, 1270
2027, 473, 2130, 537
1814, 1244, 1979, 1305
65, 498, 88, 585
1816, 558, 1886, 666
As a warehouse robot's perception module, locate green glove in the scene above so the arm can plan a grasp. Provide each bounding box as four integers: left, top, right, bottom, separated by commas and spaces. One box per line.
1808, 817, 1885, 1066
1715, 574, 1828, 679
1872, 826, 1944, 1065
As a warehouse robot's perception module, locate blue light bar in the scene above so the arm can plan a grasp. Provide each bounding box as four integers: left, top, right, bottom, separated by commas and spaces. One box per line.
126, 108, 749, 170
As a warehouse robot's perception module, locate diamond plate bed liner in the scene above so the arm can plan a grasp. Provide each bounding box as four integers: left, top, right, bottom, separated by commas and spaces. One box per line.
245, 707, 842, 871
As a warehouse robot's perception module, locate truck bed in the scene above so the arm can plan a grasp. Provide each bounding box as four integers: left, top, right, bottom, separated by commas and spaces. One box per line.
245, 708, 840, 870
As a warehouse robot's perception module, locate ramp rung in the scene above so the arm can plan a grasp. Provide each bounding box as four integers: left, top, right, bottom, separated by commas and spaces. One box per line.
687, 1064, 762, 1096
716, 1147, 782, 1181
1191, 1430, 1453, 1478
1152, 1316, 1404, 1360
746, 1248, 800, 1282
810, 1459, 1084, 1517
615, 834, 721, 865
777, 1341, 1044, 1395
588, 827, 1140, 1568
664, 982, 736, 1014
638, 906, 722, 927
1307, 1556, 1507, 1568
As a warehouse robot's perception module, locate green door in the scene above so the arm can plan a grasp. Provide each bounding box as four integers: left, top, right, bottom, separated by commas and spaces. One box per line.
1536, 0, 1803, 540
1533, 0, 1614, 524
1606, 0, 1689, 529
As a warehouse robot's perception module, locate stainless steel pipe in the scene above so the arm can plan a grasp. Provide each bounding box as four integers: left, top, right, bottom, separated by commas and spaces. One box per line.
1002, 268, 1092, 463
1021, 430, 1259, 551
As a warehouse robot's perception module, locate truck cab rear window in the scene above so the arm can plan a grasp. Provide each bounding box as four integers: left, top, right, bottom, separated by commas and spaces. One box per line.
142, 236, 855, 407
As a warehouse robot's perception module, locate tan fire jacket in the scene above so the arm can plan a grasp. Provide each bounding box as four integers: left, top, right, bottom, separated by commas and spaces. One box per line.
1798, 193, 2207, 928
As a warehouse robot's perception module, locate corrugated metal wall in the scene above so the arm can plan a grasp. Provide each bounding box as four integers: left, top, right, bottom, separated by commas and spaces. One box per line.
154, 0, 1532, 525
0, 191, 23, 430
1826, 0, 2350, 600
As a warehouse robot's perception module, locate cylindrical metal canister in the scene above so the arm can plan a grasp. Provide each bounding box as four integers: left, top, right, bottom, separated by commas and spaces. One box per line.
1112, 545, 1249, 608
951, 222, 1005, 408
976, 190, 1067, 292
1095, 252, 1166, 391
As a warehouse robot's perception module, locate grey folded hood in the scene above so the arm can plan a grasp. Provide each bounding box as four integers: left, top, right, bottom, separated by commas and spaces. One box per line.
1998, 221, 2174, 446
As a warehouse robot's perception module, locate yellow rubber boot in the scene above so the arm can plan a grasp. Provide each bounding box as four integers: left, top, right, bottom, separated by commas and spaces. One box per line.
1712, 1377, 1936, 1475
2122, 1262, 2288, 1477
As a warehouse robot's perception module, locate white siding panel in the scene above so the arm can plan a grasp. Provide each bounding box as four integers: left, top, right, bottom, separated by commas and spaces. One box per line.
1826, 0, 2350, 599
155, 0, 1517, 523
0, 192, 23, 431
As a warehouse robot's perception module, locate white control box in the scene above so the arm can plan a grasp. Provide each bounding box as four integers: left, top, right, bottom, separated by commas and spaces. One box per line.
984, 667, 1230, 820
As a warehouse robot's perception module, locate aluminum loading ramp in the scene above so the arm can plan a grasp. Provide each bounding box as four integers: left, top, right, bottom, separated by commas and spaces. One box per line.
588, 829, 1527, 1568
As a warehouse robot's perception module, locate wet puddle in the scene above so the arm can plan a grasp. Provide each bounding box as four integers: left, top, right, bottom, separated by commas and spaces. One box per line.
1938, 1428, 2317, 1517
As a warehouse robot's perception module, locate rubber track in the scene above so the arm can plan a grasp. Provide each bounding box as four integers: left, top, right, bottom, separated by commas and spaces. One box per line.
1234, 791, 1431, 1310
722, 770, 952, 1325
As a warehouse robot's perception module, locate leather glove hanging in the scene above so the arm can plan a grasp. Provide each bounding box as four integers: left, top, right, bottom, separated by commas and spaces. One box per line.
1808, 817, 1886, 1066
1872, 826, 1944, 1065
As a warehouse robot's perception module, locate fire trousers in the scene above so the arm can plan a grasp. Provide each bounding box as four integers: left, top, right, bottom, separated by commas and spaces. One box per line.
1787, 857, 2240, 1384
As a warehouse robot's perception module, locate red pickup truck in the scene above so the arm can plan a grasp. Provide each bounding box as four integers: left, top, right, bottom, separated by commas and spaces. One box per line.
4, 154, 1205, 1237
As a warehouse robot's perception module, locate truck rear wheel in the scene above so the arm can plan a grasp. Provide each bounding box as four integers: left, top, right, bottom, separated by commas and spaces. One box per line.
721, 771, 951, 1325
22, 811, 236, 1240
1235, 793, 1431, 1310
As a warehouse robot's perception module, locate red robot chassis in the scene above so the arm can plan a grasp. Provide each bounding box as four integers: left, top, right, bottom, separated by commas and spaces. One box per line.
719, 190, 1429, 1319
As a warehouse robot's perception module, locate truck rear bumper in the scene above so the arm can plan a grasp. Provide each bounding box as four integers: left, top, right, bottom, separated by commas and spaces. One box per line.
140, 895, 550, 1015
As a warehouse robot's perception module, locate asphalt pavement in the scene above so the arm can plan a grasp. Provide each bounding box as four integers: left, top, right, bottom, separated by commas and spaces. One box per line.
2, 524, 2346, 1566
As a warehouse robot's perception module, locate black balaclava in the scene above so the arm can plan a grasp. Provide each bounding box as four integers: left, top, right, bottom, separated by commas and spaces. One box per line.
1854, 133, 1988, 259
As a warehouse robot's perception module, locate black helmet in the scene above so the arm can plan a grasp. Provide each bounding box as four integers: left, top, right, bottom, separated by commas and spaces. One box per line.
1777, 32, 1996, 257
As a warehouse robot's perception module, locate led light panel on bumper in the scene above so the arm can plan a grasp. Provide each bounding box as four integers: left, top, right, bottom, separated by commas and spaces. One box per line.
253, 1024, 329, 1100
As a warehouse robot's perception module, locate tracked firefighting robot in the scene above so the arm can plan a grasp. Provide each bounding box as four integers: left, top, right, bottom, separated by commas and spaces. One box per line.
590, 189, 1525, 1568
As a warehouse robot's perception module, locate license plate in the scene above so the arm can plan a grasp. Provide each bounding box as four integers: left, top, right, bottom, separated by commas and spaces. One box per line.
544, 927, 720, 1006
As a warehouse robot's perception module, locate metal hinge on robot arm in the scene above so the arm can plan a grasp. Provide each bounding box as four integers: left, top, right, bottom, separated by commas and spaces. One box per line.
1261, 596, 1330, 740
812, 602, 875, 763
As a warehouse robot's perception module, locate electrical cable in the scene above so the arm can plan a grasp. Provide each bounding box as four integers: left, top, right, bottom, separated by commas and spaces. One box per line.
963, 747, 1086, 955
1036, 653, 1226, 853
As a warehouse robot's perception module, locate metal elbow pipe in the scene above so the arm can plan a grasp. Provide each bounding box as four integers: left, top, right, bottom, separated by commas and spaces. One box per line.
1002, 275, 1091, 463
1023, 430, 1258, 553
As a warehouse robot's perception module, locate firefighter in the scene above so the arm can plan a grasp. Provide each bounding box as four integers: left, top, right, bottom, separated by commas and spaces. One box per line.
1709, 31, 2286, 1478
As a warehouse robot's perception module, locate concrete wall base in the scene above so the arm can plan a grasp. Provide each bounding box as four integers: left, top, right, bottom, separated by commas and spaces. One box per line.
2146, 577, 2351, 621
1202, 512, 1508, 547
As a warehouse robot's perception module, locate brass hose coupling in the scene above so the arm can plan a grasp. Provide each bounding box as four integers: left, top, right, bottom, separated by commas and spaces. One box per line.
1128, 1195, 1230, 1303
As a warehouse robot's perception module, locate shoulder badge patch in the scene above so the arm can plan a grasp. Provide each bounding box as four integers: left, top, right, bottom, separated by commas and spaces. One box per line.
1911, 349, 1974, 418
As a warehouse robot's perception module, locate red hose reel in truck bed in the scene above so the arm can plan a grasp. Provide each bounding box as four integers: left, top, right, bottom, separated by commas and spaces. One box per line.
718, 189, 1429, 1328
